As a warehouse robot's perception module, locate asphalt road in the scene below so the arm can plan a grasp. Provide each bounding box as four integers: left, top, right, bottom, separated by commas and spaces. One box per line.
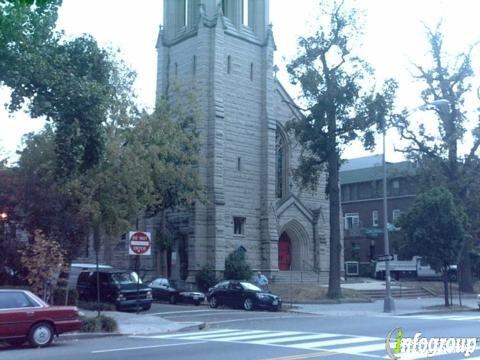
2, 302, 480, 360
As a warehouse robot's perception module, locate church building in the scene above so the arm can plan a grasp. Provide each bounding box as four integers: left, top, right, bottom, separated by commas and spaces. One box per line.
155, 0, 331, 282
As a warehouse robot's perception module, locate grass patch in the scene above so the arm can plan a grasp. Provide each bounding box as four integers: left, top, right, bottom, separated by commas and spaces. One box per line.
80, 315, 118, 333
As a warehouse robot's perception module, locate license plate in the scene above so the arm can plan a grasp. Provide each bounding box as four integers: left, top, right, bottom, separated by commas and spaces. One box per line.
272, 300, 278, 305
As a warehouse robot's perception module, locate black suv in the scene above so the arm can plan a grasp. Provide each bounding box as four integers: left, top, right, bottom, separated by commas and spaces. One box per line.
76, 269, 153, 311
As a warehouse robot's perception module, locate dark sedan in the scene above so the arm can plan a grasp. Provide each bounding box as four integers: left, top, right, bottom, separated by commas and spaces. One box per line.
149, 278, 205, 305
207, 280, 281, 311
0, 290, 82, 347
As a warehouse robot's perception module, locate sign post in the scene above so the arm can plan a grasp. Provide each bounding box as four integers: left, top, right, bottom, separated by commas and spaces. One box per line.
128, 231, 151, 313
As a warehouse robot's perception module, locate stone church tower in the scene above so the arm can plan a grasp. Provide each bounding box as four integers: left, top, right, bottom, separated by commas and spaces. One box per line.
155, 0, 331, 282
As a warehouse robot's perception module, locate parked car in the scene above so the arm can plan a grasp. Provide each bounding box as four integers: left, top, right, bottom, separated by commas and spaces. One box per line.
149, 278, 205, 305
207, 280, 281, 311
76, 269, 153, 311
477, 294, 480, 310
0, 289, 81, 347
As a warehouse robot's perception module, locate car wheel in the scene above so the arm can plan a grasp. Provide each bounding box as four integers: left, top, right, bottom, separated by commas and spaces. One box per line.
143, 304, 152, 311
269, 305, 279, 312
209, 296, 218, 308
28, 322, 54, 348
243, 298, 254, 311
194, 300, 201, 306
169, 294, 177, 304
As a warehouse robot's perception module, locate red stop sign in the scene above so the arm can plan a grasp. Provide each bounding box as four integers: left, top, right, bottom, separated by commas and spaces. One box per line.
129, 231, 151, 255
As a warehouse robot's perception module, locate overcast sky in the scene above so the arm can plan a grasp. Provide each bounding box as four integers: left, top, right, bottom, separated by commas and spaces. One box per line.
1, 0, 479, 163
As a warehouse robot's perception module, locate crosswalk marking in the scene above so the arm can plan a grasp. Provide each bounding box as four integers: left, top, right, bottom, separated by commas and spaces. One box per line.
333, 343, 387, 355
213, 331, 301, 342
290, 336, 379, 350
177, 330, 270, 340
250, 333, 340, 345
134, 328, 480, 359
144, 328, 237, 339
136, 329, 388, 357
397, 314, 480, 322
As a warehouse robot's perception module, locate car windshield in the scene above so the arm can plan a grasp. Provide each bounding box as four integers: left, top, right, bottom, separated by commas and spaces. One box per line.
111, 272, 142, 285
240, 282, 261, 292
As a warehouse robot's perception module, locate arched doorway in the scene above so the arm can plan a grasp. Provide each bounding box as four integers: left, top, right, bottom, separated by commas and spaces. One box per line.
278, 232, 291, 271
278, 220, 311, 271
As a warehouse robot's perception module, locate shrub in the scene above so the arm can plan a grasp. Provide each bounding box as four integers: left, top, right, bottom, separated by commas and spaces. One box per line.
195, 265, 217, 292
80, 315, 118, 333
224, 248, 253, 280
52, 287, 78, 306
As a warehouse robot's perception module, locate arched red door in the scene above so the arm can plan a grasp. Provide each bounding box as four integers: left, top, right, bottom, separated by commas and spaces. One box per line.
278, 232, 291, 271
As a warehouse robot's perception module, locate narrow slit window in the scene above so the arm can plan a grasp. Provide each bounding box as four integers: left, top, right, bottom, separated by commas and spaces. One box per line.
237, 157, 241, 171
175, 63, 178, 78
250, 63, 253, 81
227, 55, 231, 74
193, 55, 196, 76
242, 0, 249, 26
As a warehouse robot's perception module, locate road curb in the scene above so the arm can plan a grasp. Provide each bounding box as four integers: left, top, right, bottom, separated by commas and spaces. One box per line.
59, 322, 207, 341
59, 332, 123, 341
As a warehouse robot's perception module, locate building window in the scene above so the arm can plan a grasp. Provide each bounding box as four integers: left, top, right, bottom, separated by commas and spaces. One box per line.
237, 157, 241, 171
193, 55, 196, 76
372, 210, 379, 227
174, 63, 178, 78
276, 127, 288, 198
234, 217, 245, 235
344, 213, 360, 230
392, 179, 400, 194
250, 62, 253, 81
392, 209, 401, 224
242, 0, 249, 26
177, 0, 188, 29
227, 55, 231, 74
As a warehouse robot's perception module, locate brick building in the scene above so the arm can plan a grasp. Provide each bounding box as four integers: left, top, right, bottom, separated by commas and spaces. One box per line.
340, 156, 417, 274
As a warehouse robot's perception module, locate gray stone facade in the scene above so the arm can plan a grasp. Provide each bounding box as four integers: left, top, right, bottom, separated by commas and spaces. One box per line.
156, 0, 331, 281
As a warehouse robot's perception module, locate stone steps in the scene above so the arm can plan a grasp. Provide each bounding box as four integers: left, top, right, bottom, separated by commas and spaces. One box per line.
358, 287, 435, 299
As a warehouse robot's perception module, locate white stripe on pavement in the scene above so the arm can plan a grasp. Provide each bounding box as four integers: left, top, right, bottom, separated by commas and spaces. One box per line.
178, 330, 270, 340
250, 333, 341, 345
142, 329, 238, 339
213, 331, 302, 342
290, 336, 379, 350
91, 341, 208, 354
331, 342, 387, 355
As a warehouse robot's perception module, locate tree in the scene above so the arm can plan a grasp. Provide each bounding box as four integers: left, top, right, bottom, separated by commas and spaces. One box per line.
19, 230, 66, 300
286, 1, 397, 298
224, 248, 253, 281
1, 1, 126, 177
396, 23, 480, 292
398, 187, 467, 306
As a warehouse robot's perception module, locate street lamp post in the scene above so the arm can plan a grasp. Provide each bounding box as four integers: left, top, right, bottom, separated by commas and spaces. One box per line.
383, 99, 449, 313
382, 127, 395, 313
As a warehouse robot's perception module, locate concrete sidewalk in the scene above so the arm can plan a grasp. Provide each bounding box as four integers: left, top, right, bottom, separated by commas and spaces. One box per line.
293, 297, 479, 317
80, 310, 204, 336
